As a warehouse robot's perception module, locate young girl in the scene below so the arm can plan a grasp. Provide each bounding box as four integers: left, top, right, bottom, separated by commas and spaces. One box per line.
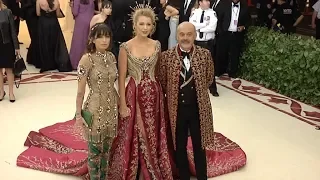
90, 0, 111, 28
75, 23, 118, 179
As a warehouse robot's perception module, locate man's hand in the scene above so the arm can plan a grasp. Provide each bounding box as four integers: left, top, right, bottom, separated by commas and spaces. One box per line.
312, 23, 316, 29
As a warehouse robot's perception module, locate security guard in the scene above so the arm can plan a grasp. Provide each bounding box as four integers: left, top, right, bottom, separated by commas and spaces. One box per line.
272, 0, 304, 34
189, 0, 219, 96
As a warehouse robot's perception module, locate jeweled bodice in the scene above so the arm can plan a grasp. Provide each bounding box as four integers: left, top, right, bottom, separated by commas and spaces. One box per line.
77, 52, 118, 143
120, 41, 161, 83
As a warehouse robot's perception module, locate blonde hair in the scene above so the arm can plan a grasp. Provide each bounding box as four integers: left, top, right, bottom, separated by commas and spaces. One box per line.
0, 0, 7, 9
132, 8, 156, 36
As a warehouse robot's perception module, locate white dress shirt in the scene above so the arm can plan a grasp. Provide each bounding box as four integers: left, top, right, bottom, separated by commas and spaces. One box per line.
228, 2, 240, 32
189, 8, 218, 41
313, 0, 320, 19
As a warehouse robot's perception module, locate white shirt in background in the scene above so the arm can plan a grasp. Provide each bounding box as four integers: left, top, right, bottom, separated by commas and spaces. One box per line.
312, 0, 320, 19
189, 8, 218, 41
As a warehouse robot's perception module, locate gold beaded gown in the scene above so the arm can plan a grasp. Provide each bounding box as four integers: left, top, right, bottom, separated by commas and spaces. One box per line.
107, 41, 174, 180
77, 51, 118, 179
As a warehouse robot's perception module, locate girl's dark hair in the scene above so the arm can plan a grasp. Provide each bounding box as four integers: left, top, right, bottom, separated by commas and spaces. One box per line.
101, 0, 112, 9
87, 23, 113, 53
47, 0, 54, 9
80, 0, 89, 5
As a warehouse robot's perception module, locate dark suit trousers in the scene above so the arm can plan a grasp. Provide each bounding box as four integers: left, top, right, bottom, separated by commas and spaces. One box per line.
216, 31, 244, 78
195, 40, 218, 92
25, 17, 38, 44
176, 103, 207, 180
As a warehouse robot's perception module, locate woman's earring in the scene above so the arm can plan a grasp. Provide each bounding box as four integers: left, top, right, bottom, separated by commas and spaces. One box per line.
133, 27, 136, 36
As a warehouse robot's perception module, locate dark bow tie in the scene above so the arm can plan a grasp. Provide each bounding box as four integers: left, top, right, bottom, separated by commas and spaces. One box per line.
233, 4, 239, 7
181, 51, 190, 59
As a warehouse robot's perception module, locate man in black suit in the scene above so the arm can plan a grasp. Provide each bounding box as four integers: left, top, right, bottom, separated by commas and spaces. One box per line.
215, 0, 249, 78
179, 0, 197, 24
211, 0, 224, 13
20, 0, 38, 49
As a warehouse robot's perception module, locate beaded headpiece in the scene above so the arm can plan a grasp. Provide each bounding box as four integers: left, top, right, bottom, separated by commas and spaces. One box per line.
129, 1, 156, 22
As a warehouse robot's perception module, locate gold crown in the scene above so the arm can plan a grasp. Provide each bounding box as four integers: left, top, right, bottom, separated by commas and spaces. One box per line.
129, 1, 156, 21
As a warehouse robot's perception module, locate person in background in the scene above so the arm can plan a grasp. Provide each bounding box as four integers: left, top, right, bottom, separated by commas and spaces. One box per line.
75, 23, 118, 180
90, 0, 111, 28
63, 0, 75, 32
211, 0, 223, 11
20, 0, 37, 44
109, 0, 159, 59
157, 0, 179, 51
190, 0, 219, 96
215, 0, 249, 79
34, 0, 72, 72
255, 0, 273, 28
69, 0, 95, 69
179, 0, 197, 24
20, 0, 38, 64
3, 0, 22, 44
0, 0, 20, 102
272, 0, 304, 34
312, 0, 320, 39
93, 0, 101, 14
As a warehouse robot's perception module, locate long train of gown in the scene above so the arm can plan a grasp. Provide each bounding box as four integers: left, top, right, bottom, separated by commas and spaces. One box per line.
16, 119, 246, 178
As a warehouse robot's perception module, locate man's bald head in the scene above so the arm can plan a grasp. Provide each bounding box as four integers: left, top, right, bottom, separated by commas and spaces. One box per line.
176, 22, 196, 51
177, 22, 196, 34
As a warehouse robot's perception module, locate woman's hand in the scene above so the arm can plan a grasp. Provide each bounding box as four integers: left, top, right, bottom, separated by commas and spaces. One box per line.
75, 115, 88, 127
119, 105, 131, 118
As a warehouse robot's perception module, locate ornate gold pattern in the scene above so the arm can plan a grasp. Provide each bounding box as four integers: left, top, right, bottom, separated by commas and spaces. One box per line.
120, 42, 160, 84
159, 45, 215, 149
108, 41, 173, 179
76, 52, 118, 143
17, 155, 87, 174
108, 85, 135, 180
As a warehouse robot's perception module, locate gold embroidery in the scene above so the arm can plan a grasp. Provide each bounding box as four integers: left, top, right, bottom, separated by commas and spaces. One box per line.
120, 42, 160, 84
109, 41, 173, 179
17, 155, 87, 174
159, 45, 215, 149
79, 52, 119, 143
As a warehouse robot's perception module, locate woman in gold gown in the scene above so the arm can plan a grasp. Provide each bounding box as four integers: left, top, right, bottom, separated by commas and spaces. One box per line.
75, 23, 118, 180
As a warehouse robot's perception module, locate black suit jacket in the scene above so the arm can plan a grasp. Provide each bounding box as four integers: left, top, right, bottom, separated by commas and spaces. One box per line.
20, 0, 37, 20
217, 0, 249, 34
211, 0, 225, 15
179, 0, 197, 24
